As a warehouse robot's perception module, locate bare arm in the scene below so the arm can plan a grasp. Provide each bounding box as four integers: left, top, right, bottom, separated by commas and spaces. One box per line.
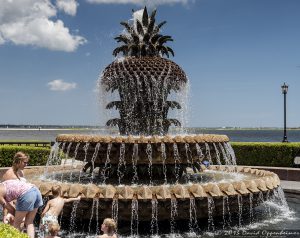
4, 202, 15, 215
1, 168, 18, 181
64, 195, 81, 203
41, 201, 51, 217
0, 185, 15, 215
0, 199, 15, 215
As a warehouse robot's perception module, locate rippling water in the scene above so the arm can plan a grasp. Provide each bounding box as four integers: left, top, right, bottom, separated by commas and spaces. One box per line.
0, 128, 299, 142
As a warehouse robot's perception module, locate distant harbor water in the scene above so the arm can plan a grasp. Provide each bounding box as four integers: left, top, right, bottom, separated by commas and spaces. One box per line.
0, 128, 299, 142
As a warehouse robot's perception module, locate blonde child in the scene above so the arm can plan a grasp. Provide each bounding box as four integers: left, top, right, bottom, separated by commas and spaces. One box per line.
45, 222, 61, 238
98, 218, 118, 238
40, 185, 81, 233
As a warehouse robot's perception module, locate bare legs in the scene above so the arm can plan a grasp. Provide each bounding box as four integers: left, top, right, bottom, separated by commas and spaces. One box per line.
14, 208, 38, 238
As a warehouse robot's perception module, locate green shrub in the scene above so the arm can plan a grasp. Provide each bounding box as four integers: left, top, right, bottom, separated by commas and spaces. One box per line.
231, 142, 300, 167
0, 223, 29, 238
0, 146, 51, 167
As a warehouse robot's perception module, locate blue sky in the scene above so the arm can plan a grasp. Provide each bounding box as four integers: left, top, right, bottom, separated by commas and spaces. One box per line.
0, 0, 299, 128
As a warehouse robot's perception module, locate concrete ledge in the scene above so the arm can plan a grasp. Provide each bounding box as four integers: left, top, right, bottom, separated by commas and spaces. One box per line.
0, 165, 79, 179
280, 180, 300, 192
241, 165, 300, 181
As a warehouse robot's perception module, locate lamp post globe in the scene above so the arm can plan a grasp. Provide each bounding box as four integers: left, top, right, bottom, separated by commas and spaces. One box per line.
281, 83, 288, 143
281, 83, 288, 94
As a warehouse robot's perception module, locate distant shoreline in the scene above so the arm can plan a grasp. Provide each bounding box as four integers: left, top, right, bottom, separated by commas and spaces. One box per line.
1, 128, 299, 142
202, 128, 300, 131
0, 128, 103, 131
0, 127, 299, 131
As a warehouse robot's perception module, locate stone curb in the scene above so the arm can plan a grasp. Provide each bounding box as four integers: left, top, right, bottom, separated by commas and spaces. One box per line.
241, 165, 300, 182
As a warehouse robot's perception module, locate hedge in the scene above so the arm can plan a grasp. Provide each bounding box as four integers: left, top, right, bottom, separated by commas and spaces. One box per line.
0, 146, 51, 167
0, 223, 29, 238
1, 142, 299, 168
231, 142, 300, 167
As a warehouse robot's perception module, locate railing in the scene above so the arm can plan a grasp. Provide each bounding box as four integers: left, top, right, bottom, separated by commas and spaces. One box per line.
0, 142, 53, 147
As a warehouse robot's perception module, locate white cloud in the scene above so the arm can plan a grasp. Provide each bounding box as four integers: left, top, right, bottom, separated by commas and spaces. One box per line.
87, 0, 142, 3
56, 0, 78, 16
0, 34, 4, 44
47, 79, 77, 91
0, 0, 86, 51
86, 0, 189, 6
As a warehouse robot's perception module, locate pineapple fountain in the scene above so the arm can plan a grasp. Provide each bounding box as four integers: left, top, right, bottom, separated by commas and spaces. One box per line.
28, 7, 284, 236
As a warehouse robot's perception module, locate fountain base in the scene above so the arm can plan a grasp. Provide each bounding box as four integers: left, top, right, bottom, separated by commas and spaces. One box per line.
29, 165, 280, 221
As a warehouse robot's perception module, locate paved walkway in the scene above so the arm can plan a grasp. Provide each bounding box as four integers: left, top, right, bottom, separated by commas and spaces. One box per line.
281, 180, 300, 193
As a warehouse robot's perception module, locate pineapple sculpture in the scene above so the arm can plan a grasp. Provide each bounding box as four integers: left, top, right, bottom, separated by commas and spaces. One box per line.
101, 7, 187, 135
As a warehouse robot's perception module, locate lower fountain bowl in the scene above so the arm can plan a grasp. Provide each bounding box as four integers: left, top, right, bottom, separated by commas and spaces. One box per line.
28, 165, 280, 221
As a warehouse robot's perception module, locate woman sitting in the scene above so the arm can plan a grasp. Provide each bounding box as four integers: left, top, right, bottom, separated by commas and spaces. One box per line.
2, 152, 29, 181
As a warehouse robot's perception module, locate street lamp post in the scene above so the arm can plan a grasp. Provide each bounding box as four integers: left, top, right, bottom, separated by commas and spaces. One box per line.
281, 83, 288, 142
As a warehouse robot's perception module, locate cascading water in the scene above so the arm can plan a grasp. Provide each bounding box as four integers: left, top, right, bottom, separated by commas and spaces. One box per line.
111, 199, 119, 227
161, 142, 167, 184
207, 197, 215, 231
170, 198, 178, 234
117, 143, 126, 184
189, 197, 199, 234
28, 6, 293, 238
249, 193, 254, 224
222, 196, 231, 229
173, 143, 181, 183
205, 143, 213, 165
69, 143, 80, 180
101, 143, 112, 183
237, 194, 243, 227
213, 143, 221, 165
131, 198, 139, 237
88, 198, 97, 233
146, 143, 153, 185
131, 143, 139, 184
69, 200, 80, 234
151, 199, 159, 236
93, 144, 101, 177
